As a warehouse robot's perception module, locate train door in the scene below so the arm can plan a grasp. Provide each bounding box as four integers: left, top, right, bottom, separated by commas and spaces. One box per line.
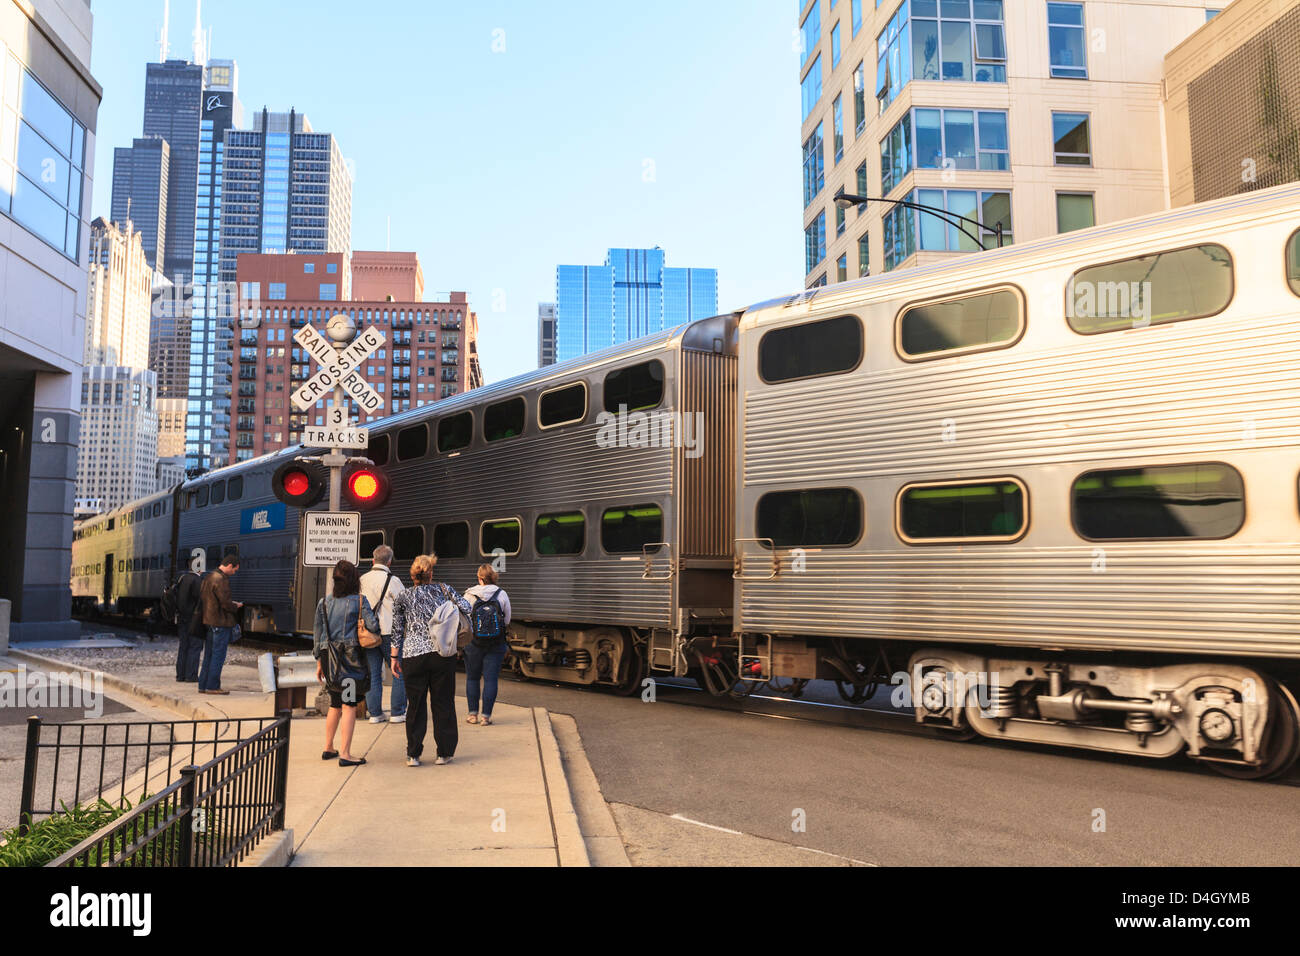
293, 563, 329, 634
103, 553, 114, 607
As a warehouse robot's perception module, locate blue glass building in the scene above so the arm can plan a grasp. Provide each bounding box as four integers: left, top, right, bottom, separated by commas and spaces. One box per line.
554, 247, 717, 364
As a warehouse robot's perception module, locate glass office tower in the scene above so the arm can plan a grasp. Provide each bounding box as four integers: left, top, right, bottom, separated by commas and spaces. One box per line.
554, 247, 717, 363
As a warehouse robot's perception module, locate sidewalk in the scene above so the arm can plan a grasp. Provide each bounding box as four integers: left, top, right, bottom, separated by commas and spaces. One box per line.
5, 639, 607, 866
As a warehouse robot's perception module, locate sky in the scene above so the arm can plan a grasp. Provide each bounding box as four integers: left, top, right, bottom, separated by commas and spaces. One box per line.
88, 0, 805, 383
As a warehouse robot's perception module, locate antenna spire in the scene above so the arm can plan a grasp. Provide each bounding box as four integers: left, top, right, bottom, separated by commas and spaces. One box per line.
158, 0, 170, 62
192, 0, 206, 65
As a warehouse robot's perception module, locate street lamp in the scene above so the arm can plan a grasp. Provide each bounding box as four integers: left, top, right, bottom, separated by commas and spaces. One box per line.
834, 187, 1003, 249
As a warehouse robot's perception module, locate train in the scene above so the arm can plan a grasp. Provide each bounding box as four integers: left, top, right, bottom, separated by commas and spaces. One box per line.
72, 182, 1300, 779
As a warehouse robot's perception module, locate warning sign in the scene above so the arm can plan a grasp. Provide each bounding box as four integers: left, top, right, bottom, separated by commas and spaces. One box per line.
301, 511, 361, 567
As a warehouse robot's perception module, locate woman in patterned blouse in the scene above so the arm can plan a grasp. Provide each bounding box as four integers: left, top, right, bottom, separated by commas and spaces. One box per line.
390, 553, 472, 767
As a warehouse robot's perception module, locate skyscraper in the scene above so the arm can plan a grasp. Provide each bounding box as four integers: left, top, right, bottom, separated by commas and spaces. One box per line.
554, 247, 717, 363
109, 137, 169, 271
85, 218, 153, 369
538, 302, 556, 366
141, 58, 203, 286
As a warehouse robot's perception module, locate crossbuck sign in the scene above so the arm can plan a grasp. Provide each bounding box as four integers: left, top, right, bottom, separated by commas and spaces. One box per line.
290, 322, 386, 415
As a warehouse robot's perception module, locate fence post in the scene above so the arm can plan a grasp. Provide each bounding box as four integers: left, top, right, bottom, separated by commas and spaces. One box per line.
178, 766, 198, 867
272, 710, 291, 830
18, 716, 41, 837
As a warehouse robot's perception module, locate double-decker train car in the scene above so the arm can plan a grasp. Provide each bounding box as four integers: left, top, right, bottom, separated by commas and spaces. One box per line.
71, 488, 177, 616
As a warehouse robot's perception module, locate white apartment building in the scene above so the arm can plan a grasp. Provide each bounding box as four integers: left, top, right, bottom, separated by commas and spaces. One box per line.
800, 0, 1228, 283
76, 366, 160, 510
84, 217, 152, 367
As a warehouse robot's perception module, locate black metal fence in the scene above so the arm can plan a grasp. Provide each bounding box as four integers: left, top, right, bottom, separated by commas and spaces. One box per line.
17, 712, 291, 867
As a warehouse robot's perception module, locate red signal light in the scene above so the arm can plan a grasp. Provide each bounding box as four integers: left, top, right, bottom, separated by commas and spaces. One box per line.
283, 469, 311, 497
348, 470, 379, 501
271, 459, 326, 508
341, 462, 389, 510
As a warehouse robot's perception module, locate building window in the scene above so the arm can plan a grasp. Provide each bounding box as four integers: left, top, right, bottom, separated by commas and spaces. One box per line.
480, 518, 522, 557
1072, 463, 1244, 541
326, 262, 338, 274
832, 95, 844, 164
852, 61, 867, 134
801, 54, 823, 121
1056, 192, 1095, 233
759, 314, 862, 383
304, 262, 314, 273
319, 283, 337, 300
1287, 229, 1300, 297
805, 211, 827, 274
432, 521, 469, 559
268, 282, 286, 300
852, 0, 862, 36
836, 254, 848, 283
883, 108, 1009, 193
1067, 244, 1233, 334
899, 478, 1026, 542
858, 232, 870, 276
801, 2, 821, 64
884, 188, 1012, 269
1052, 112, 1091, 165
880, 0, 1007, 112
604, 361, 665, 413
600, 504, 663, 554
802, 124, 825, 207
831, 21, 841, 68
757, 488, 862, 547
897, 287, 1022, 359
1047, 2, 1087, 79
536, 512, 585, 556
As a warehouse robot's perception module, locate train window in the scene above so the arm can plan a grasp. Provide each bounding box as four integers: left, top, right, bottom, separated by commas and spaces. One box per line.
358, 531, 385, 558
600, 504, 664, 554
210, 481, 226, 505
1066, 243, 1233, 334
756, 488, 862, 548
228, 477, 243, 501
437, 412, 473, 453
369, 433, 391, 466
484, 398, 525, 443
135, 508, 143, 522
152, 502, 161, 518
898, 479, 1026, 543
393, 526, 425, 561
535, 512, 585, 555
480, 518, 522, 557
758, 315, 863, 384
433, 522, 470, 559
397, 424, 428, 461
898, 288, 1023, 359
604, 361, 665, 413
1287, 229, 1300, 297
1072, 463, 1244, 540
539, 383, 587, 429
196, 485, 210, 508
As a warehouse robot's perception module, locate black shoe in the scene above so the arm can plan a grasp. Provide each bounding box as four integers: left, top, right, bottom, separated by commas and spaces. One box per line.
339, 757, 366, 767
322, 750, 338, 760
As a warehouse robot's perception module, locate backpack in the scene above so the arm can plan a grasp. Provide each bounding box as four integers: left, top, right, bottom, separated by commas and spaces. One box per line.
470, 587, 506, 645
160, 578, 180, 623
427, 588, 462, 658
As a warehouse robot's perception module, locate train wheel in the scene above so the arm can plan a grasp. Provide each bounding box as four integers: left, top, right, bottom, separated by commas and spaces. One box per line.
1207, 680, 1300, 781
612, 636, 647, 697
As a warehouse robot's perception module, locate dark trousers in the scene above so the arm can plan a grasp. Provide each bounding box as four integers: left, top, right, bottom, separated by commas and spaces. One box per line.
401, 652, 458, 759
175, 616, 202, 681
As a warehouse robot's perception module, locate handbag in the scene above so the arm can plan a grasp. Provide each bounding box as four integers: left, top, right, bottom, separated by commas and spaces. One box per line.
357, 573, 393, 650
441, 584, 473, 651
322, 597, 370, 699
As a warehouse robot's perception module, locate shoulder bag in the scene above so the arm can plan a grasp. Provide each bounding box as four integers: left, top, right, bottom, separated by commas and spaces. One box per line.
324, 596, 371, 698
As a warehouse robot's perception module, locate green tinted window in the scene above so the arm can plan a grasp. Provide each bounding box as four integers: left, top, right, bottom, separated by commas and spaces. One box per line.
1067, 244, 1233, 334
433, 522, 469, 559
1072, 463, 1244, 540
604, 361, 664, 413
600, 505, 663, 554
1287, 229, 1300, 297
437, 412, 472, 452
756, 488, 862, 547
899, 288, 1021, 358
484, 397, 525, 442
535, 512, 585, 555
480, 518, 522, 556
900, 480, 1025, 541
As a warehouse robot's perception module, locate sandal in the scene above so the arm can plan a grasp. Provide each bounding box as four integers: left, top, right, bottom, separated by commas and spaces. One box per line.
466, 713, 478, 724
322, 750, 338, 760
480, 714, 492, 726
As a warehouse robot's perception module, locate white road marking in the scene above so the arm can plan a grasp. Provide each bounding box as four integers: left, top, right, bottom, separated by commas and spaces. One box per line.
669, 813, 743, 835
795, 845, 878, 866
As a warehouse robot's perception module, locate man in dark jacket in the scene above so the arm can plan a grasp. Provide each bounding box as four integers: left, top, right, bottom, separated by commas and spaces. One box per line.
172, 569, 203, 682
198, 553, 242, 695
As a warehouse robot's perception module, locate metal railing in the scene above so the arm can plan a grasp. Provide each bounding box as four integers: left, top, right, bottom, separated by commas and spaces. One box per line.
20, 713, 291, 867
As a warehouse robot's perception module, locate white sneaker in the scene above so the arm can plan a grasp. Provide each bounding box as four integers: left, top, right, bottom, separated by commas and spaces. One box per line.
368, 712, 388, 723
390, 714, 406, 724
406, 756, 421, 767
434, 756, 451, 765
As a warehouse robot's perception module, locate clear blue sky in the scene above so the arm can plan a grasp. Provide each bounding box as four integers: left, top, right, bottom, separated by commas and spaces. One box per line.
88, 0, 804, 383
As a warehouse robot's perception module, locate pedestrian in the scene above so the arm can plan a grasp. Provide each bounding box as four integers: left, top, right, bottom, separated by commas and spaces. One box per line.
359, 544, 407, 724
169, 568, 202, 682
389, 554, 471, 767
197, 552, 242, 695
314, 559, 380, 768
463, 564, 512, 726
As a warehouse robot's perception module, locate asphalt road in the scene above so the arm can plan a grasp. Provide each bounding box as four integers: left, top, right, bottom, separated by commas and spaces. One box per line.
492, 673, 1300, 866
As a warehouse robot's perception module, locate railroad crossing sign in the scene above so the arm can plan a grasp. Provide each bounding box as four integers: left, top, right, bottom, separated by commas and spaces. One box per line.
290, 320, 386, 415
303, 404, 369, 450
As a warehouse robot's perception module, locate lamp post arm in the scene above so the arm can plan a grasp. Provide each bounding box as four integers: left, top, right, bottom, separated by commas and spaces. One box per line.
838, 191, 1001, 249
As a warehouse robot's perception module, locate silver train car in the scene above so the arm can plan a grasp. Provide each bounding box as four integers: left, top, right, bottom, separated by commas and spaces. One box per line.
71, 488, 177, 616
730, 182, 1300, 778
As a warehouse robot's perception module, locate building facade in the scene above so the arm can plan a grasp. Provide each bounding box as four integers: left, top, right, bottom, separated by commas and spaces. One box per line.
1164, 0, 1300, 207
538, 301, 556, 366
0, 0, 101, 641
230, 251, 478, 460
75, 366, 159, 510
108, 135, 168, 270
84, 218, 152, 368
799, 0, 1227, 283
139, 58, 203, 286
554, 247, 717, 363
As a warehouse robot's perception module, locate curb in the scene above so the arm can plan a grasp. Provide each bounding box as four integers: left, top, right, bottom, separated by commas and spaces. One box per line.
7, 647, 217, 721
548, 713, 632, 867
238, 828, 295, 867
532, 706, 590, 867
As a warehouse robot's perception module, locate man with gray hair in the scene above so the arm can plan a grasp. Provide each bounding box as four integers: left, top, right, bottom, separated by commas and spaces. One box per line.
360, 544, 407, 723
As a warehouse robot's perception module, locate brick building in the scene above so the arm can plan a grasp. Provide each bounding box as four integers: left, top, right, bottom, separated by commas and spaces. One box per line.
230, 251, 481, 460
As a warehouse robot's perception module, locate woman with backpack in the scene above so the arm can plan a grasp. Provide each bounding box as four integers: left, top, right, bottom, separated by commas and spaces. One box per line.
463, 564, 512, 726
314, 559, 381, 767
389, 554, 472, 767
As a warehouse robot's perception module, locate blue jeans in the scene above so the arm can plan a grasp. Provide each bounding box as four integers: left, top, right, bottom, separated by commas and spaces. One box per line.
198, 626, 233, 691
365, 634, 406, 716
464, 641, 507, 717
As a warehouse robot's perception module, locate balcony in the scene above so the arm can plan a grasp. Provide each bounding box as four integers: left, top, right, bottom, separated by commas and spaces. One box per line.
237, 399, 256, 414
240, 334, 258, 347
238, 368, 258, 381
238, 383, 257, 396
